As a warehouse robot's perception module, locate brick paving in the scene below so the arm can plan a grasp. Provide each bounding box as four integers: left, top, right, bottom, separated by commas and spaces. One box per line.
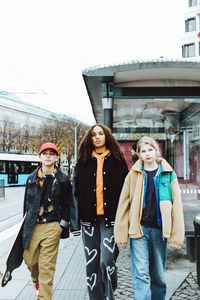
114, 245, 133, 299
114, 244, 200, 300
170, 272, 200, 300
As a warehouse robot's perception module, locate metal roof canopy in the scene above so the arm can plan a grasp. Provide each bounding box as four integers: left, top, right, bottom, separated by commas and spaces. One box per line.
82, 60, 200, 123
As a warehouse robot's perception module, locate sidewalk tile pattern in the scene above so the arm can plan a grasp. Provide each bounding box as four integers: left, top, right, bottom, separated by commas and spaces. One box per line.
170, 272, 200, 300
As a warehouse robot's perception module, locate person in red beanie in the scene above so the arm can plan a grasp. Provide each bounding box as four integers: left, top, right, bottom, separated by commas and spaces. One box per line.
22, 142, 72, 299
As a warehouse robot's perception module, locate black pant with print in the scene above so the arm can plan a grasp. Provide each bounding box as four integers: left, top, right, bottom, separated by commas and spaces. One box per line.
82, 216, 118, 300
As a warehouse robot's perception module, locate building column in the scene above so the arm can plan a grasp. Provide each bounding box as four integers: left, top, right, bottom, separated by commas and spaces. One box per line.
183, 130, 190, 180
102, 97, 113, 130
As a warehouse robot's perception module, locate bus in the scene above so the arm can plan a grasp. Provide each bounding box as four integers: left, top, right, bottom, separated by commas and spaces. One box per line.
0, 153, 40, 186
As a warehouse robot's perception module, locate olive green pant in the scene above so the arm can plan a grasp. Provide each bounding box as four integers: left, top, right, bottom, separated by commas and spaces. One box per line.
23, 222, 62, 300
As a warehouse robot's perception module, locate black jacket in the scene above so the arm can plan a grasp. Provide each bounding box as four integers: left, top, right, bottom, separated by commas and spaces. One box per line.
22, 166, 72, 249
70, 153, 128, 230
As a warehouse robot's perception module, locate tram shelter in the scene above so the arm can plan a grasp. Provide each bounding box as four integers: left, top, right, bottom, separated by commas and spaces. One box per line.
82, 59, 200, 207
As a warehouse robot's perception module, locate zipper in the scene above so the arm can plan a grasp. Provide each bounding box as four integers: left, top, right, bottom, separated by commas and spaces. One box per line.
138, 172, 145, 236
155, 166, 162, 227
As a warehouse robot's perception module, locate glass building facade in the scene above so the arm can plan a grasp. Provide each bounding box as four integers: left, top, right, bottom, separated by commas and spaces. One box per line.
114, 96, 200, 203
82, 60, 200, 206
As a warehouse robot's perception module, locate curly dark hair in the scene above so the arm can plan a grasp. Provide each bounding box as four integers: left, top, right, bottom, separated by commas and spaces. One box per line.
77, 124, 126, 164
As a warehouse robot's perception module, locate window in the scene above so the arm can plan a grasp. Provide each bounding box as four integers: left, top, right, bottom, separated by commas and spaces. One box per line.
7, 162, 19, 184
182, 44, 195, 57
18, 162, 39, 174
189, 0, 197, 7
0, 162, 6, 174
185, 18, 196, 32
125, 104, 130, 115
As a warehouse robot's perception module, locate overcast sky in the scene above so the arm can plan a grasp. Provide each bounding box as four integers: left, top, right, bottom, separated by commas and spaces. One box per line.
0, 0, 187, 125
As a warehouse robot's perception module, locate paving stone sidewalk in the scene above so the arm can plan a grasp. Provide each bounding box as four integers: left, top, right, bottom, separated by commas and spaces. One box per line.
114, 243, 200, 300
170, 272, 200, 300
114, 245, 133, 299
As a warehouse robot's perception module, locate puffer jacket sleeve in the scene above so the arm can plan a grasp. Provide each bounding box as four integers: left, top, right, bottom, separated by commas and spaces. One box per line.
114, 172, 131, 247
169, 172, 185, 249
70, 164, 81, 231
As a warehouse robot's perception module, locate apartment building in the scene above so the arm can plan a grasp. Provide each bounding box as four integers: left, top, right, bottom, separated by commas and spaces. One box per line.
182, 0, 200, 58
0, 92, 66, 132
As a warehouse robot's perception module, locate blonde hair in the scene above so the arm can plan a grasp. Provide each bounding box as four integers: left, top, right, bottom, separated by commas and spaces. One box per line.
136, 136, 161, 158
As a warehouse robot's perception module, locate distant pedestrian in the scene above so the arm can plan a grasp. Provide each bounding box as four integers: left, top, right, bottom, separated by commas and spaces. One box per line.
114, 136, 184, 300
23, 142, 72, 299
70, 124, 128, 300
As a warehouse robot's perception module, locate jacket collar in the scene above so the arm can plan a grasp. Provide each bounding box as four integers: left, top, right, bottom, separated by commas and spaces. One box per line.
131, 158, 173, 172
28, 165, 66, 184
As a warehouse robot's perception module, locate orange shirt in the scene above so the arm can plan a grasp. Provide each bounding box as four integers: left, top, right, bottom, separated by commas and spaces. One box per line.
92, 150, 110, 215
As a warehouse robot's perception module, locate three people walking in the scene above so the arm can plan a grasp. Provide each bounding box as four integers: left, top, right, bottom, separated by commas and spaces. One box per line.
3, 132, 184, 300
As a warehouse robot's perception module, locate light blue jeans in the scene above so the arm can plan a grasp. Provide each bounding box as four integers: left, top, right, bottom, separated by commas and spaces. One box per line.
130, 226, 167, 300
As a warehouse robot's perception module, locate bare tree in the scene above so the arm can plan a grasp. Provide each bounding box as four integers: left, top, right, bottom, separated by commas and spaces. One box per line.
0, 120, 20, 152
0, 116, 89, 177
0, 120, 7, 151
60, 119, 89, 176
34, 118, 89, 175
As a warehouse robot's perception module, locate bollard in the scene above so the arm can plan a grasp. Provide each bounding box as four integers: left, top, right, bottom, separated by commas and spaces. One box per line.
193, 214, 200, 286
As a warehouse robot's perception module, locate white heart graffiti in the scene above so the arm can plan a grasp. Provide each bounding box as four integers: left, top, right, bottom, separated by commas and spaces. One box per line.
103, 235, 115, 253
85, 246, 97, 266
83, 226, 94, 237
107, 265, 115, 280
87, 273, 97, 291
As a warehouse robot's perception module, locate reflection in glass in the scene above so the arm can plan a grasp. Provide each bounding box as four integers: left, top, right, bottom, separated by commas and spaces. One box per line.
114, 96, 200, 202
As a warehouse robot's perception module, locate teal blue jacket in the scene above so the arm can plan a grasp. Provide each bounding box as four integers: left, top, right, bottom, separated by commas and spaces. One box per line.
142, 164, 176, 228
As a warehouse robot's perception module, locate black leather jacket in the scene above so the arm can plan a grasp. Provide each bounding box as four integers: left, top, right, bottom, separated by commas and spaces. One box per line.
23, 166, 72, 249
70, 153, 128, 231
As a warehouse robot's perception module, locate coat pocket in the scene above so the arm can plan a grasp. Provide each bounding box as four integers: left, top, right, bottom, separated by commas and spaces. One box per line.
26, 187, 37, 203
159, 174, 172, 202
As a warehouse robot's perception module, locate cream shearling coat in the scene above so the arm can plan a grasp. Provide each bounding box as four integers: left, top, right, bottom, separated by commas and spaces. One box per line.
114, 158, 185, 249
